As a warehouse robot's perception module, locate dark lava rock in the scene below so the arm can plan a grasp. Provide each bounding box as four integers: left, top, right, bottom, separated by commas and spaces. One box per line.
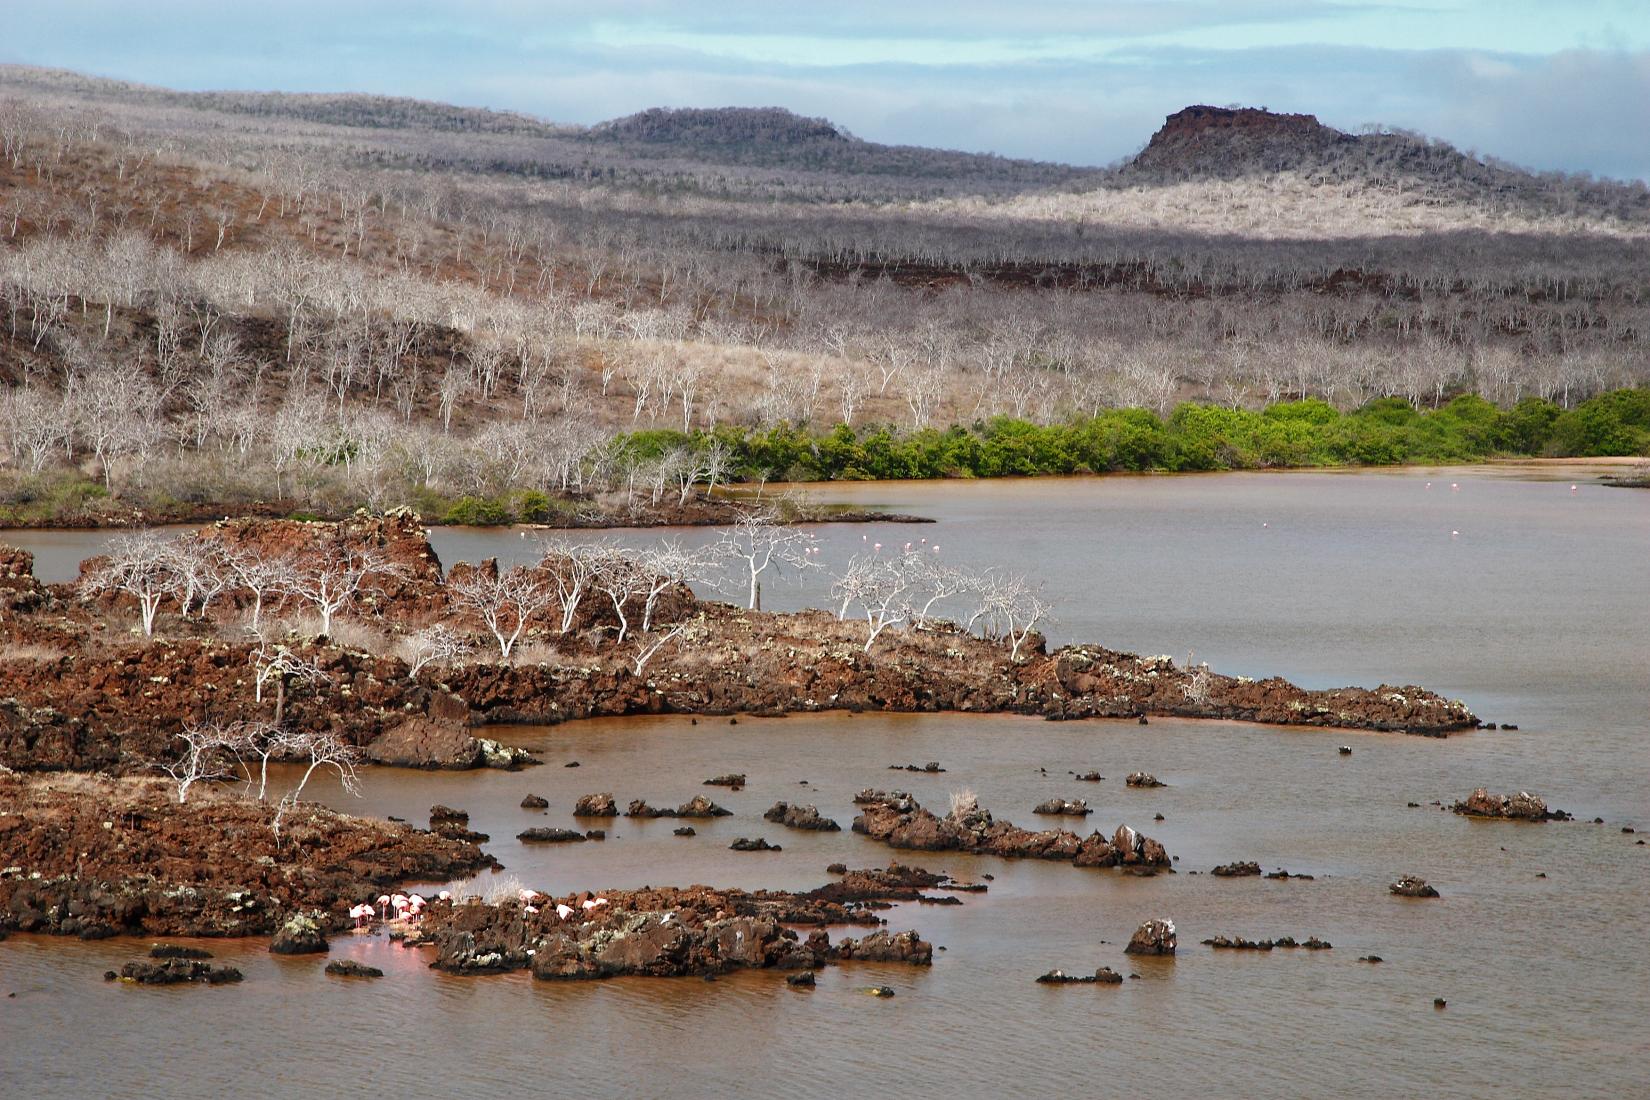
627, 796, 732, 819
1452, 788, 1569, 821
1265, 870, 1315, 880
585, 829, 606, 840
835, 930, 932, 965
1390, 875, 1440, 898
1203, 935, 1274, 950
573, 793, 618, 816
787, 970, 816, 988
1338, 746, 1352, 755
763, 801, 842, 831
705, 774, 746, 789
729, 837, 782, 852
1075, 772, 1104, 782
149, 944, 212, 960
673, 826, 696, 837
1359, 955, 1384, 963
1125, 772, 1165, 788
1032, 797, 1092, 816
1211, 861, 1262, 877
826, 863, 847, 874
1434, 998, 1447, 1009
324, 960, 384, 978
517, 828, 586, 843
111, 959, 244, 985
1037, 967, 1123, 985
1124, 918, 1177, 956
866, 986, 896, 997
889, 762, 946, 773
429, 804, 470, 827
564, 761, 580, 768
520, 794, 549, 810
269, 912, 328, 955
429, 804, 489, 842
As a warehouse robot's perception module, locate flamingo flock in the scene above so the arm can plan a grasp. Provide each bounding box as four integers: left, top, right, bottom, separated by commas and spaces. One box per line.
346, 888, 611, 932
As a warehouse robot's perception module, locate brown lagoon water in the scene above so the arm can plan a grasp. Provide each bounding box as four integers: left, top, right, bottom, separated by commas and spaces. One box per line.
3, 467, 1647, 1098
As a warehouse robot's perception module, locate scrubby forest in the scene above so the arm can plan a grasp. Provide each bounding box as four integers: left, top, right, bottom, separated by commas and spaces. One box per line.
2, 66, 1647, 525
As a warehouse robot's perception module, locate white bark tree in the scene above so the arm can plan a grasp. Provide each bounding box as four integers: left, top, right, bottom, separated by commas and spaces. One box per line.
714, 511, 818, 610
449, 564, 555, 659
83, 530, 181, 637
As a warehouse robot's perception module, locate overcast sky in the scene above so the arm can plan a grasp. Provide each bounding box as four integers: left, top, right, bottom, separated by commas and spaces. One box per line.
6, 1, 1649, 178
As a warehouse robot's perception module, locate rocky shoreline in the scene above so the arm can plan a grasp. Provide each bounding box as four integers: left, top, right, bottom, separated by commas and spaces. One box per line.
0, 513, 1478, 776
0, 773, 494, 940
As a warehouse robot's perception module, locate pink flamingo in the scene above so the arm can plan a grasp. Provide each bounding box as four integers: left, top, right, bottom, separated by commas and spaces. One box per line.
376, 894, 391, 920
1570, 484, 1578, 493
524, 904, 539, 915
350, 903, 371, 928
437, 890, 452, 903
556, 903, 575, 920
391, 893, 409, 921
407, 894, 426, 921
1451, 482, 1460, 491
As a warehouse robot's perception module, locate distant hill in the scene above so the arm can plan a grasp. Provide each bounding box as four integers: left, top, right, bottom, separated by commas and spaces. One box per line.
1120, 104, 1649, 221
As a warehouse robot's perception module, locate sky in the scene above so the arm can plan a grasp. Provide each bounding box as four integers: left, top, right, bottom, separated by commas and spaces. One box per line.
5, 1, 1649, 178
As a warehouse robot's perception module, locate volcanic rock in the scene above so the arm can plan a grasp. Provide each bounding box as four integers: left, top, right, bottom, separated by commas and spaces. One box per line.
269, 911, 328, 955
1390, 875, 1440, 898
1124, 918, 1177, 956
763, 802, 841, 831
573, 793, 618, 816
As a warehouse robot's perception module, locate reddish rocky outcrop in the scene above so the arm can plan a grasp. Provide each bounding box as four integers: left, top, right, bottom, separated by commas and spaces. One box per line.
1452, 788, 1570, 821
852, 793, 1171, 872
416, 878, 935, 981
0, 515, 1478, 779
0, 773, 495, 940
1125, 918, 1177, 956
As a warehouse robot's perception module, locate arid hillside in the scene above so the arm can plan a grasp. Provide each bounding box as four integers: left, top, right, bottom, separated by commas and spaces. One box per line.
1, 67, 1646, 522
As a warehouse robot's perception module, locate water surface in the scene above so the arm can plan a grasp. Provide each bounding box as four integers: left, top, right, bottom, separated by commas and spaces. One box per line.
3, 468, 1647, 1098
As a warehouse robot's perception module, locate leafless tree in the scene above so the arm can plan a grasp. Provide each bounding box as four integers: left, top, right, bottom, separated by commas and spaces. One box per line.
286, 547, 389, 636
400, 623, 472, 677
250, 640, 324, 723
158, 722, 237, 804
714, 510, 819, 610
449, 564, 555, 659
538, 540, 605, 635
631, 618, 692, 676
223, 546, 297, 631
83, 530, 181, 636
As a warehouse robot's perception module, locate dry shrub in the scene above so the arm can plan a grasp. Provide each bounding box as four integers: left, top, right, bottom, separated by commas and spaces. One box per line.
0, 641, 67, 661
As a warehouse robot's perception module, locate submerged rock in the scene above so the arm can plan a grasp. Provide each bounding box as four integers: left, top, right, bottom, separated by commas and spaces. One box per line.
1074, 771, 1104, 782
1125, 772, 1165, 788
729, 837, 782, 852
1452, 788, 1570, 821
1037, 967, 1123, 985
1124, 918, 1177, 956
517, 828, 586, 844
889, 762, 946, 773
833, 929, 932, 965
149, 944, 212, 960
324, 960, 384, 978
763, 802, 842, 831
573, 793, 619, 817
269, 912, 328, 955
1390, 875, 1440, 898
704, 774, 746, 790
1211, 861, 1261, 877
673, 826, 697, 837
852, 792, 1170, 872
1032, 797, 1092, 816
519, 794, 549, 810
109, 959, 244, 985
787, 970, 816, 988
